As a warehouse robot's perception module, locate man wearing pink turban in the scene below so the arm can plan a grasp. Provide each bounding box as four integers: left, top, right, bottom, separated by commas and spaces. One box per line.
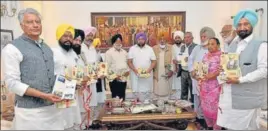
80, 26, 106, 129
217, 9, 267, 130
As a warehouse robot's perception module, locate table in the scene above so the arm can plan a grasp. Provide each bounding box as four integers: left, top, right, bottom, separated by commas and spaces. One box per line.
97, 109, 197, 130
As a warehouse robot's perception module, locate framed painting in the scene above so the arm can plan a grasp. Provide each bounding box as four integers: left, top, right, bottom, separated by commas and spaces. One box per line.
91, 12, 186, 52
1, 29, 14, 51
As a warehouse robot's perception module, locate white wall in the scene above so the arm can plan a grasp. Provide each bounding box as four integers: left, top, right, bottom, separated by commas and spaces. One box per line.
41, 1, 232, 47
230, 1, 267, 41
1, 1, 23, 39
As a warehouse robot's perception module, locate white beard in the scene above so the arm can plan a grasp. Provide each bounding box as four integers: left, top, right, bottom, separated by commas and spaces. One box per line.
223, 35, 234, 44
201, 40, 208, 46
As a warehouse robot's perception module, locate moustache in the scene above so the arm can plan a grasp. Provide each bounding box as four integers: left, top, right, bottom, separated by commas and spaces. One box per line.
238, 30, 252, 39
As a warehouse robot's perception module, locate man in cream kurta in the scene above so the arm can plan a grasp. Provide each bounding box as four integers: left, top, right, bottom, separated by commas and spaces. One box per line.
153, 36, 173, 100
217, 9, 267, 130
2, 8, 63, 130
128, 32, 156, 102
52, 24, 81, 130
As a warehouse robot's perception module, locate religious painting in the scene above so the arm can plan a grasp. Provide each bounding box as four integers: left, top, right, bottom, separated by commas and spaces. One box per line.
1, 29, 13, 51
91, 12, 186, 52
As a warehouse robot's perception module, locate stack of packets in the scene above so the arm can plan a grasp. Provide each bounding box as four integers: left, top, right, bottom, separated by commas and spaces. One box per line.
137, 68, 151, 78
217, 53, 241, 84
52, 75, 77, 108
107, 68, 129, 82
193, 62, 209, 79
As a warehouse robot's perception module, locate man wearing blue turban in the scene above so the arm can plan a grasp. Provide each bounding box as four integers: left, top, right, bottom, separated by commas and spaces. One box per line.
127, 32, 157, 101
217, 9, 267, 130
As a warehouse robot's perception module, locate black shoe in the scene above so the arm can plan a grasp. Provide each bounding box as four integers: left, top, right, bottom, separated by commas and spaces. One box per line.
207, 127, 213, 130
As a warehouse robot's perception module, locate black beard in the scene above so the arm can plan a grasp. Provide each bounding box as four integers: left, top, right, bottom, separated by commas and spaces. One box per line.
175, 41, 182, 45
59, 40, 72, 51
238, 29, 253, 39
72, 45, 81, 55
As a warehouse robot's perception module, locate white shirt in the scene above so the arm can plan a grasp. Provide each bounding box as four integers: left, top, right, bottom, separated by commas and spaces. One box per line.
2, 44, 29, 96
171, 44, 182, 90
237, 34, 267, 83
81, 43, 100, 64
128, 44, 156, 92
217, 34, 267, 130
105, 47, 128, 73
52, 47, 78, 76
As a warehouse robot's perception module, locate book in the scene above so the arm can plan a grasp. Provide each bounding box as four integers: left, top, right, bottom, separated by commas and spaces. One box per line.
52, 75, 77, 108
193, 62, 208, 79
137, 68, 150, 78
97, 62, 108, 77
218, 53, 241, 84
86, 64, 98, 84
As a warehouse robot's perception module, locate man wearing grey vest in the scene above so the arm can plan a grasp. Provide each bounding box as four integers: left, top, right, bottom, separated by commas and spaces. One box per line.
2, 8, 64, 130
178, 32, 197, 103
217, 9, 267, 130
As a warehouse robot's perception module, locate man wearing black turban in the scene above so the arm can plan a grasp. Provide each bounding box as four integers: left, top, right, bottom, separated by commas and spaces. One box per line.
105, 34, 129, 100
72, 29, 85, 55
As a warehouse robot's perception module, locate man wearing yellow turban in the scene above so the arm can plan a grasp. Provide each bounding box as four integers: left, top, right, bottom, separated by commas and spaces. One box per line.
52, 24, 83, 130
217, 9, 267, 130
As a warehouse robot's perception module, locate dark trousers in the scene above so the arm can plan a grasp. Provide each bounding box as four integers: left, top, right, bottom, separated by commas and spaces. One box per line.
109, 80, 127, 100
180, 70, 194, 103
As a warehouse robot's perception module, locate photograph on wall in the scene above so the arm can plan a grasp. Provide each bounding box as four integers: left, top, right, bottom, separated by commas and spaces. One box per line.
1, 29, 14, 51
91, 12, 186, 52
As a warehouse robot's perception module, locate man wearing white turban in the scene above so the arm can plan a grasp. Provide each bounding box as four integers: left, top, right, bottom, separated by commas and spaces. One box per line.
170, 31, 184, 99
217, 9, 267, 130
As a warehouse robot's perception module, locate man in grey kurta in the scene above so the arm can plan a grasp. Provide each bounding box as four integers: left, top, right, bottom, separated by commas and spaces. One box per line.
188, 27, 216, 129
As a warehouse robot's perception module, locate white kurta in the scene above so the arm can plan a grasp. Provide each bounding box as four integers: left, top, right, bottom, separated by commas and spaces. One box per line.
76, 55, 86, 113
128, 45, 156, 93
170, 44, 182, 99
52, 47, 81, 129
2, 44, 64, 130
81, 44, 106, 106
217, 34, 267, 130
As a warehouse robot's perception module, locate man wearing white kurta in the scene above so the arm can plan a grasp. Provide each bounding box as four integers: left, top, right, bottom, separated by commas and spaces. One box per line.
177, 32, 197, 102
52, 24, 81, 129
188, 27, 215, 129
217, 9, 267, 130
2, 8, 63, 130
170, 31, 184, 100
81, 26, 106, 127
127, 32, 156, 101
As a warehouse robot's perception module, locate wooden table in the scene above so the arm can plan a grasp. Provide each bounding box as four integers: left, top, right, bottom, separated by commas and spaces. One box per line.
97, 109, 197, 130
